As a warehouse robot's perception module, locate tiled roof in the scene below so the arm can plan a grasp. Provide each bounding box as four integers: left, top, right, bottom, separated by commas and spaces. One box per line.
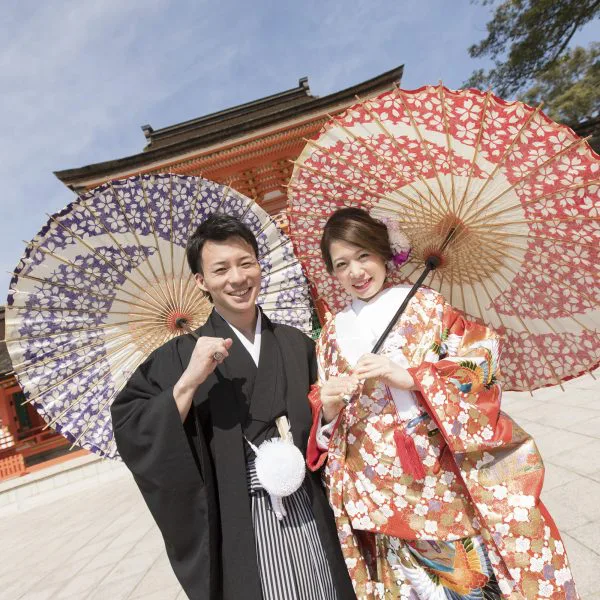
54, 66, 404, 189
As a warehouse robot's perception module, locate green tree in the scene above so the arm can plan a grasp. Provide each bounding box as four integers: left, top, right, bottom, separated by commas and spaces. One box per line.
520, 44, 599, 123
466, 0, 600, 96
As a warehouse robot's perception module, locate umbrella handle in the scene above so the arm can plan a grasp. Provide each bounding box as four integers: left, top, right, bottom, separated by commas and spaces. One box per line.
372, 227, 454, 354
371, 255, 441, 355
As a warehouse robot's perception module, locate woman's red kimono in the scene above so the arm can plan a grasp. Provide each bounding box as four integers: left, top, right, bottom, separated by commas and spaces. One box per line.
307, 287, 577, 599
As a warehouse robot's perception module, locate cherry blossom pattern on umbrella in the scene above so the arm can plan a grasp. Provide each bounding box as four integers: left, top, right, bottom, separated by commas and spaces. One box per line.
288, 84, 600, 392
5, 174, 311, 458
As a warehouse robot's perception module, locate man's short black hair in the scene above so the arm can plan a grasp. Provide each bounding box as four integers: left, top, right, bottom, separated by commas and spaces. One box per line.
186, 214, 259, 275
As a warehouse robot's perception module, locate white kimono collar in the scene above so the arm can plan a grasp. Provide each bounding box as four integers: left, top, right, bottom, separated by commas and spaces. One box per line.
215, 307, 262, 367
336, 286, 413, 365
334, 285, 419, 420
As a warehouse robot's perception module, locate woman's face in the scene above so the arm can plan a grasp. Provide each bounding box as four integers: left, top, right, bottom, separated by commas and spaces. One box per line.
329, 239, 387, 301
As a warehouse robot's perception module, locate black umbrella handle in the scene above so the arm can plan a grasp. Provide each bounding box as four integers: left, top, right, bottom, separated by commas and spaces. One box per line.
371, 256, 441, 354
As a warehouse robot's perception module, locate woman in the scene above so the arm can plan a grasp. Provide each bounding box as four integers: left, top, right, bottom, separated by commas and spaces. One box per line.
306, 208, 577, 599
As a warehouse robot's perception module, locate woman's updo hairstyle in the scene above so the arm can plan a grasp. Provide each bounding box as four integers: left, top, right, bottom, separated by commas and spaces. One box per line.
320, 208, 393, 273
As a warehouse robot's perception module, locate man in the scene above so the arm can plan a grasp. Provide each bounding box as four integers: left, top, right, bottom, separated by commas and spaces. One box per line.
111, 215, 355, 600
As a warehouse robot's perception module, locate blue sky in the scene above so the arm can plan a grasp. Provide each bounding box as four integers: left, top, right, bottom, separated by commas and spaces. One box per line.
1, 0, 598, 296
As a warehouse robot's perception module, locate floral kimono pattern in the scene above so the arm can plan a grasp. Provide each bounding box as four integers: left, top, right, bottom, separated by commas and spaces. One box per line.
307, 287, 577, 599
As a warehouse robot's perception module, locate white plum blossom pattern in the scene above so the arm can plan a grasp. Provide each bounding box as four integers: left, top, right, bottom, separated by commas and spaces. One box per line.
288, 84, 600, 392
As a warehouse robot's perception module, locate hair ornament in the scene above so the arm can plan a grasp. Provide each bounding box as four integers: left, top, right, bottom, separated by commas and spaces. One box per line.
379, 217, 411, 267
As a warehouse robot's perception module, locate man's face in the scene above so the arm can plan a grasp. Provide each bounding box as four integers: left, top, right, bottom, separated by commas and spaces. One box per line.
194, 236, 261, 319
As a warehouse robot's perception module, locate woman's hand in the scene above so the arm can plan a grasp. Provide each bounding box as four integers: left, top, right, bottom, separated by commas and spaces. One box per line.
354, 353, 417, 390
320, 375, 359, 423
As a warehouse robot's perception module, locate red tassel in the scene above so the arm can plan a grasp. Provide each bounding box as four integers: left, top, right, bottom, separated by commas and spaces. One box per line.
394, 429, 426, 480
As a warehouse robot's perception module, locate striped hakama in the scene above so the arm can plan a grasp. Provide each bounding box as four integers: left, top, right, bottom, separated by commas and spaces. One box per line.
247, 458, 338, 600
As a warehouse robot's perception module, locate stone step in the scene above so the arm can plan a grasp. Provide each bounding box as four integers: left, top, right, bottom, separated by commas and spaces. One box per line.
0, 452, 129, 515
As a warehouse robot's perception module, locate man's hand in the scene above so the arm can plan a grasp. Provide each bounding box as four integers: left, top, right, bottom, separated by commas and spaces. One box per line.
182, 336, 233, 388
320, 375, 359, 423
354, 353, 416, 391
174, 336, 233, 421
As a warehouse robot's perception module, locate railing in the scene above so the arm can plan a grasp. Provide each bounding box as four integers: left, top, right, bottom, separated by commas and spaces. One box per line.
0, 453, 26, 481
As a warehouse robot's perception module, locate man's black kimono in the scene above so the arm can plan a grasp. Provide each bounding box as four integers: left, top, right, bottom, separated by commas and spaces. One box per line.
111, 309, 355, 600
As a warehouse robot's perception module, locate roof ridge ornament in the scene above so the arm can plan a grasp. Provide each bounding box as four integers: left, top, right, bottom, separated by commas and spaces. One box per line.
299, 76, 310, 94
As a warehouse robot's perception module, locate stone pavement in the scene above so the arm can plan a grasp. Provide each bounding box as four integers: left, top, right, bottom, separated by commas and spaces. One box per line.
501, 371, 600, 600
0, 371, 598, 600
